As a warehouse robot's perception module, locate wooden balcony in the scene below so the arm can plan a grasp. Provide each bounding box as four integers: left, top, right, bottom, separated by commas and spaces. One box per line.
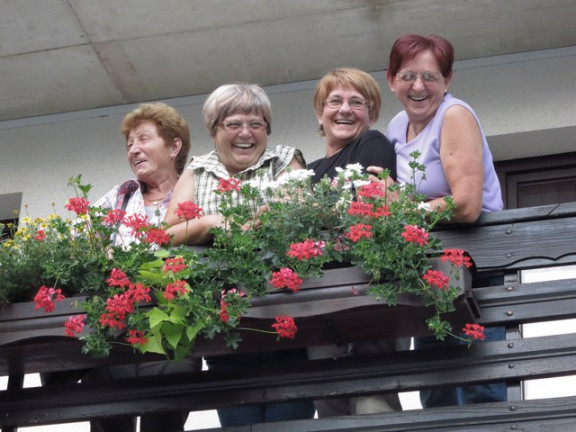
2, 202, 576, 431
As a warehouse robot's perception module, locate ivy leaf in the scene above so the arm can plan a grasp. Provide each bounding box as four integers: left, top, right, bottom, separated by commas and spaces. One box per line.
154, 249, 171, 259
168, 305, 187, 325
173, 342, 194, 362
140, 333, 166, 355
138, 269, 165, 283
186, 320, 205, 341
162, 322, 183, 350
147, 307, 170, 328
139, 259, 165, 271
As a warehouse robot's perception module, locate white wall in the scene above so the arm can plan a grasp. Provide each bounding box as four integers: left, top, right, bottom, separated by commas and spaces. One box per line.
1, 47, 575, 219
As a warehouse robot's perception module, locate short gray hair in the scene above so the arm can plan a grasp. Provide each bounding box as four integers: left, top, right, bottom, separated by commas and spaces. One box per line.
202, 83, 272, 137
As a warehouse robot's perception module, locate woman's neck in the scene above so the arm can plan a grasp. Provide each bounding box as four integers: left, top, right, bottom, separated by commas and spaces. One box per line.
142, 175, 178, 204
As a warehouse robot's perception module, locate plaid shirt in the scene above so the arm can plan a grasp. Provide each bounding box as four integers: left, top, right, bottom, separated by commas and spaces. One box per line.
187, 145, 302, 215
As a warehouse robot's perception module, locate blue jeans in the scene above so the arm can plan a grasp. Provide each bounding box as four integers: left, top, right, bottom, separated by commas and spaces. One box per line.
415, 273, 507, 407
415, 326, 507, 407
205, 349, 315, 427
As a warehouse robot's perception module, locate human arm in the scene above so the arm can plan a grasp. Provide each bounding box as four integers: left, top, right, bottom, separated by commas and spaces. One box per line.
163, 169, 223, 245
430, 105, 484, 223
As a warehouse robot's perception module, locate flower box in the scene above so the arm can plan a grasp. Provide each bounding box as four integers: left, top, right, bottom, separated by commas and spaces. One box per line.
236, 256, 477, 349
0, 258, 475, 372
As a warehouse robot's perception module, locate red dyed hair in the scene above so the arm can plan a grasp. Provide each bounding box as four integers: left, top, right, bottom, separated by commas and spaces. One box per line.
386, 34, 454, 81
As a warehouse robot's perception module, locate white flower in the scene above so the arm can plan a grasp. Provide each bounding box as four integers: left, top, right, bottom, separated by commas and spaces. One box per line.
335, 196, 352, 211
417, 202, 432, 212
246, 177, 278, 191
344, 163, 364, 174
276, 169, 314, 185
352, 179, 371, 188
335, 163, 364, 181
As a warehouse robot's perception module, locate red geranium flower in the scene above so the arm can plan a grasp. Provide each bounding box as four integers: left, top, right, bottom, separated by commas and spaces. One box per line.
34, 230, 46, 241
441, 249, 473, 268
373, 205, 391, 218
144, 227, 171, 246
65, 314, 86, 337
162, 257, 187, 275
106, 268, 131, 288
219, 300, 229, 323
347, 201, 374, 218
163, 280, 189, 300
463, 323, 486, 341
103, 208, 126, 225
175, 201, 203, 221
34, 286, 65, 313
345, 223, 373, 242
123, 213, 150, 239
287, 239, 325, 260
126, 282, 152, 303
401, 224, 429, 246
65, 197, 90, 215
126, 330, 148, 346
357, 181, 386, 199
423, 269, 450, 290
272, 315, 297, 339
105, 293, 134, 320
217, 178, 241, 193
270, 268, 303, 293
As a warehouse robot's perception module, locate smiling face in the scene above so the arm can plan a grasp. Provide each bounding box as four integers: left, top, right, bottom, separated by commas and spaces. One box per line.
388, 50, 452, 127
126, 120, 179, 183
213, 111, 268, 176
317, 84, 375, 151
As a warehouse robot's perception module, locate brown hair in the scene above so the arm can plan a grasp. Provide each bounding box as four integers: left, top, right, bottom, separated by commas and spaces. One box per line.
121, 102, 191, 174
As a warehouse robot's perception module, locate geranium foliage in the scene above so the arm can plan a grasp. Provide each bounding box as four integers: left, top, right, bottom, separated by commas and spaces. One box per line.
0, 152, 484, 359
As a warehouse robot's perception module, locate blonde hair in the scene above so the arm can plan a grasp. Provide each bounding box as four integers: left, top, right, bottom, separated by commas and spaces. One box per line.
313, 68, 381, 136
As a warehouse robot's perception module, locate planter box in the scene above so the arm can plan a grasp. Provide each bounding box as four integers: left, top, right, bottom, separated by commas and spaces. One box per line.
0, 258, 476, 374
237, 257, 477, 350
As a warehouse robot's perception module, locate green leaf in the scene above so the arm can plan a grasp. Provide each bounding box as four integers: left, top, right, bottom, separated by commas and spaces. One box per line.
168, 305, 187, 325
154, 249, 171, 258
140, 333, 166, 355
162, 322, 184, 350
139, 259, 165, 270
147, 308, 170, 328
138, 269, 165, 283
186, 320, 205, 341
173, 343, 193, 362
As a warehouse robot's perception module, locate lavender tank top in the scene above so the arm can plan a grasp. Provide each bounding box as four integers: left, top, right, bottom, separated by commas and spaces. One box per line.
387, 93, 503, 212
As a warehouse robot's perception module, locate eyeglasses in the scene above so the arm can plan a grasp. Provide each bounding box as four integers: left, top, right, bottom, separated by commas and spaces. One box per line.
396, 71, 443, 84
219, 120, 267, 133
324, 98, 369, 110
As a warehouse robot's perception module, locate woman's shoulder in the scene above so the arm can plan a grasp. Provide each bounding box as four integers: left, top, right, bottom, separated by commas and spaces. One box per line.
187, 151, 218, 170
357, 129, 392, 146
441, 94, 476, 116
266, 145, 303, 164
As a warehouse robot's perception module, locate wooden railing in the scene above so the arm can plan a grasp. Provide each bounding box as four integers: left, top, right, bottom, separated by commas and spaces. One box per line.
1, 202, 576, 431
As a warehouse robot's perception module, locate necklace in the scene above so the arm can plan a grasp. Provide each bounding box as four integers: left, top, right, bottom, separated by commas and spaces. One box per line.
409, 123, 419, 137
146, 192, 169, 206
